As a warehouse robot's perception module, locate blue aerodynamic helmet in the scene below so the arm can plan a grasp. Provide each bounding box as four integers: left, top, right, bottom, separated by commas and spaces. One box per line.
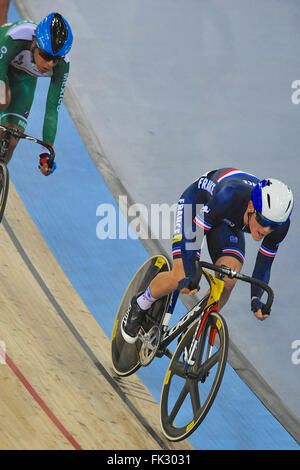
35, 12, 73, 57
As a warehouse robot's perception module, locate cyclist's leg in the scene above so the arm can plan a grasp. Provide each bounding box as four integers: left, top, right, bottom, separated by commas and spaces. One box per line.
121, 182, 201, 343
0, 80, 11, 113
142, 180, 202, 301
206, 224, 245, 309
0, 68, 37, 162
147, 257, 186, 299
121, 258, 185, 343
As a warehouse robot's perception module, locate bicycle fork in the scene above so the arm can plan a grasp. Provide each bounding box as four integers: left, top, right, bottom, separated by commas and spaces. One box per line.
184, 304, 219, 380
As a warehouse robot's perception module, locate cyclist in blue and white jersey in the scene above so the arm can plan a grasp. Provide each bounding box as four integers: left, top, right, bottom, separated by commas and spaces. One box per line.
122, 168, 294, 344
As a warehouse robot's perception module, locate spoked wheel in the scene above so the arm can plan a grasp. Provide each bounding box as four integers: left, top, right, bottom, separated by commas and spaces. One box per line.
160, 311, 229, 441
111, 255, 171, 376
0, 161, 9, 223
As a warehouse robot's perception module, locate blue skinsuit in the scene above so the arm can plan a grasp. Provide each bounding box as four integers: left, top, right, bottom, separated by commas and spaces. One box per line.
172, 168, 290, 300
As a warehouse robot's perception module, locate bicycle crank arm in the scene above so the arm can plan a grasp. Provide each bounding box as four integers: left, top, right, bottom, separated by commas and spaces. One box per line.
138, 325, 161, 367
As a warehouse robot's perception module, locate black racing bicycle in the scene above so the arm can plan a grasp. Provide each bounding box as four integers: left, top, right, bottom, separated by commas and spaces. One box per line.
0, 124, 55, 222
111, 255, 273, 441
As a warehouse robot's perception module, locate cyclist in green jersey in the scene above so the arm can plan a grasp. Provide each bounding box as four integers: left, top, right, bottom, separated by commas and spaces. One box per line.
0, 12, 73, 175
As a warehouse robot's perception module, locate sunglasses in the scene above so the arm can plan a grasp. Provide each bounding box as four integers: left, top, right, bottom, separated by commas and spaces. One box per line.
255, 211, 283, 229
38, 48, 63, 64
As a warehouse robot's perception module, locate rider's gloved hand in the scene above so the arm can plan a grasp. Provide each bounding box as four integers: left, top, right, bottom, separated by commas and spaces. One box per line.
39, 147, 56, 176
251, 297, 270, 321
178, 277, 200, 295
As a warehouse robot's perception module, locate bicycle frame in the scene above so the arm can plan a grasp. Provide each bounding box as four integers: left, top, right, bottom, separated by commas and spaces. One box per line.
156, 268, 224, 357
158, 260, 274, 440
154, 260, 273, 360
111, 255, 274, 439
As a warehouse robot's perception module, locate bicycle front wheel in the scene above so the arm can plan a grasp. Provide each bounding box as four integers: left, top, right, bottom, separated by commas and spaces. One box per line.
0, 161, 9, 223
160, 311, 229, 441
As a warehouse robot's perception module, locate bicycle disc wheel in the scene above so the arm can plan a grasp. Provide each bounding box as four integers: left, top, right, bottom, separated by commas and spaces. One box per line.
160, 311, 229, 441
111, 255, 171, 376
0, 162, 9, 223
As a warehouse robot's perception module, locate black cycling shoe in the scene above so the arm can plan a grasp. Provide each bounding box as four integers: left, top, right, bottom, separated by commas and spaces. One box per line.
121, 296, 147, 344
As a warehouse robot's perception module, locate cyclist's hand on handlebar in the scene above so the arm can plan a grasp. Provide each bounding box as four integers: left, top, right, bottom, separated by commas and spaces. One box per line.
177, 277, 200, 296
251, 297, 270, 321
39, 153, 56, 176
39, 161, 52, 176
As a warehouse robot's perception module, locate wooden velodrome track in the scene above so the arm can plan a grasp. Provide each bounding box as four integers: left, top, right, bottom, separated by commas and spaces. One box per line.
0, 183, 193, 450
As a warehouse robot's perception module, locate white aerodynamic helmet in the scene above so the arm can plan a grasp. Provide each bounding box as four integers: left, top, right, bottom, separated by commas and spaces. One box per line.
251, 178, 294, 225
